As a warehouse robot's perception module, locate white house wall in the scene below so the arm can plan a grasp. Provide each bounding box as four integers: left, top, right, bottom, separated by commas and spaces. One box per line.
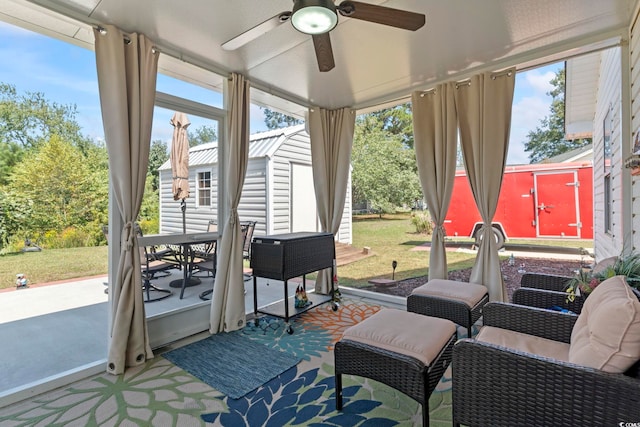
593, 47, 625, 259
159, 130, 352, 244
159, 166, 219, 234
238, 158, 268, 236
271, 133, 311, 235
631, 11, 640, 251
270, 132, 352, 244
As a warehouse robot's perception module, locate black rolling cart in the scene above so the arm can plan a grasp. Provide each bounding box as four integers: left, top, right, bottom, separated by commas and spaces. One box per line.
250, 232, 339, 334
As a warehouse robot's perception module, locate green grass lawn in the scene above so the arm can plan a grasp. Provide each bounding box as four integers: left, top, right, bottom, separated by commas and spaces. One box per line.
0, 213, 593, 290
0, 246, 108, 290
340, 213, 477, 288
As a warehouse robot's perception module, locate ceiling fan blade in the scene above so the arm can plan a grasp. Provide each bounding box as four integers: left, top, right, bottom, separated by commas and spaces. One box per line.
312, 33, 335, 72
338, 1, 425, 31
222, 11, 292, 50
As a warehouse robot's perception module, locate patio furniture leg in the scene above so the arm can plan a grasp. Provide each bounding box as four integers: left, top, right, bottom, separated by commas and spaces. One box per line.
335, 373, 343, 410
423, 402, 429, 427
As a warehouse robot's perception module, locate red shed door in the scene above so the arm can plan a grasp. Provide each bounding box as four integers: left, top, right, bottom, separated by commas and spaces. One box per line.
534, 171, 581, 238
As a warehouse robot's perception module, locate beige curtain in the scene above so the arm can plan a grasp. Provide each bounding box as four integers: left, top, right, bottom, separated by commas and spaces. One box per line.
412, 83, 458, 280
94, 25, 158, 374
209, 73, 250, 333
309, 107, 355, 294
454, 69, 516, 302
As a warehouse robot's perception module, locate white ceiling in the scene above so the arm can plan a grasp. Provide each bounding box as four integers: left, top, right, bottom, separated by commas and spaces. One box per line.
3, 0, 638, 115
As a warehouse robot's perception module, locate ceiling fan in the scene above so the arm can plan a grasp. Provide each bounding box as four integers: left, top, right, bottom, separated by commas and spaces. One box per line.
222, 0, 426, 72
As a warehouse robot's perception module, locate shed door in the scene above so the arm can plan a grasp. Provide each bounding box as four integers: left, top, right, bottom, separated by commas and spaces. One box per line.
534, 171, 581, 238
291, 164, 318, 232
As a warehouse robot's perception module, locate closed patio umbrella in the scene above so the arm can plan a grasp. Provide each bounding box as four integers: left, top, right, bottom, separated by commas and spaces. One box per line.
169, 111, 200, 290
170, 111, 190, 231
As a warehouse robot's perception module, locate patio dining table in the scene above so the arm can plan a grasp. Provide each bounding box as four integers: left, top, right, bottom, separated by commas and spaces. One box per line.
138, 231, 219, 299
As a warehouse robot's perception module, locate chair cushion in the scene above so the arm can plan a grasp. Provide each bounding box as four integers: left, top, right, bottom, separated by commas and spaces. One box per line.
476, 326, 571, 362
569, 275, 640, 373
410, 279, 488, 308
341, 308, 456, 366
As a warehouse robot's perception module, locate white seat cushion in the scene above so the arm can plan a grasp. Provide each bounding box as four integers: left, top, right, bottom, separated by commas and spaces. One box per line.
476, 326, 571, 361
569, 275, 640, 373
341, 308, 456, 366
410, 279, 488, 308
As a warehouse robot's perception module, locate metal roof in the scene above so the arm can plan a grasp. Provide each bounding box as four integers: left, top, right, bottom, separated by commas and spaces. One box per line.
158, 124, 307, 171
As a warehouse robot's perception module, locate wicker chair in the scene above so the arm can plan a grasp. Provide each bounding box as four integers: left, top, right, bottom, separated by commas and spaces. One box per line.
512, 257, 619, 314
452, 285, 640, 427
511, 272, 585, 313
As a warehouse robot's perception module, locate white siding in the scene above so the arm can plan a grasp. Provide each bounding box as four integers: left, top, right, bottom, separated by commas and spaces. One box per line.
593, 47, 624, 259
271, 133, 310, 235
159, 166, 218, 234
631, 11, 640, 251
238, 158, 268, 236
159, 127, 352, 243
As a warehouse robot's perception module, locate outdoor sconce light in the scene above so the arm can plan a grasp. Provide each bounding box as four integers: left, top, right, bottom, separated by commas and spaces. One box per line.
291, 0, 338, 35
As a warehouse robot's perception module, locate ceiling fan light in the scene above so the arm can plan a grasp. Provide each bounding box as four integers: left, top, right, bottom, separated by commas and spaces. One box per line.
291, 0, 338, 35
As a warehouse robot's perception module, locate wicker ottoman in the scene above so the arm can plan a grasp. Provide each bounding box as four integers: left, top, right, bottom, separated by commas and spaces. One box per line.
407, 279, 489, 338
335, 308, 456, 427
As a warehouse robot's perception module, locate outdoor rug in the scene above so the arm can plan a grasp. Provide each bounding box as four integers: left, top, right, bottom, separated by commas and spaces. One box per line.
0, 298, 470, 426
162, 332, 301, 399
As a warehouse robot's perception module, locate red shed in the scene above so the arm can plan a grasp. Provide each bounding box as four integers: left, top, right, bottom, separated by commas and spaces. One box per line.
443, 161, 593, 246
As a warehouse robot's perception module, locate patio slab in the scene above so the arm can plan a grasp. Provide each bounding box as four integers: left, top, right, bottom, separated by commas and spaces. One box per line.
0, 271, 306, 396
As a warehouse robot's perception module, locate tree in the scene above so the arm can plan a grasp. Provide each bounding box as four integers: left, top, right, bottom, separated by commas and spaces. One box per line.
148, 140, 169, 191
0, 141, 23, 186
524, 68, 591, 163
262, 108, 303, 130
188, 124, 217, 147
8, 135, 106, 240
367, 103, 415, 148
351, 115, 422, 214
0, 83, 89, 150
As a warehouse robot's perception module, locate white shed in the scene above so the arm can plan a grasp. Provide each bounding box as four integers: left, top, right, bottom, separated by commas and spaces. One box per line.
158, 124, 352, 243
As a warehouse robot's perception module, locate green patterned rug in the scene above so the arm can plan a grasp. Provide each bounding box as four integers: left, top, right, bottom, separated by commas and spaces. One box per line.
0, 300, 460, 426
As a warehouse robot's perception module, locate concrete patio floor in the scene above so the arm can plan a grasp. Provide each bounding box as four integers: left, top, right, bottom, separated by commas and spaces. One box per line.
0, 269, 359, 402
0, 242, 378, 407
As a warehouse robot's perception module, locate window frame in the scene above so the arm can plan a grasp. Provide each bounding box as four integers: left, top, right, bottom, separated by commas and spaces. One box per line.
195, 168, 213, 208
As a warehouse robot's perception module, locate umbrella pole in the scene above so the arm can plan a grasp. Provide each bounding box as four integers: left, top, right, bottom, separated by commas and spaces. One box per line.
170, 197, 201, 294
181, 198, 187, 234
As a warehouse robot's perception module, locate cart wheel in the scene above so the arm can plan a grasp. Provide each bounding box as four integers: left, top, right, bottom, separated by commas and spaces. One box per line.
286, 325, 294, 334
332, 302, 339, 311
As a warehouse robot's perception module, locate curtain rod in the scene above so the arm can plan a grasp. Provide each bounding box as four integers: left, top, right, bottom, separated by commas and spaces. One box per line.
418, 67, 514, 93
95, 26, 160, 54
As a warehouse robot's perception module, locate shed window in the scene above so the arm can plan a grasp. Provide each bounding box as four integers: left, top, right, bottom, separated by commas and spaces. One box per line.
197, 171, 211, 207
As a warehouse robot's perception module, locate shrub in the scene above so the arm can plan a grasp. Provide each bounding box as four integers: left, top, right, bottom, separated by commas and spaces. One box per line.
138, 218, 159, 235
410, 210, 433, 234
41, 227, 92, 249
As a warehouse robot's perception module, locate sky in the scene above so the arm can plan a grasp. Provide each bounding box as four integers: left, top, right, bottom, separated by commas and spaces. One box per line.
0, 21, 561, 165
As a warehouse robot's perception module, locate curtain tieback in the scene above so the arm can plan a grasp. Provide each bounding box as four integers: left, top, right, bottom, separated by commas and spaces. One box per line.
228, 208, 237, 226
478, 224, 492, 235
434, 225, 447, 236
122, 221, 135, 251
